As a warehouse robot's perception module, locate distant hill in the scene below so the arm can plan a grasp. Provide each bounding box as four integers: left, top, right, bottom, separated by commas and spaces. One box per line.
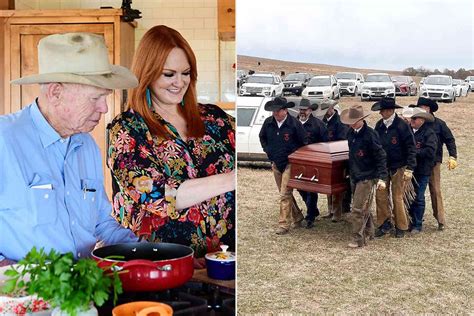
237, 55, 404, 78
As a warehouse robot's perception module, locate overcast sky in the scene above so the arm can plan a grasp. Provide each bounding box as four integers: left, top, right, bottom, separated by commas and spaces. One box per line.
237, 0, 473, 71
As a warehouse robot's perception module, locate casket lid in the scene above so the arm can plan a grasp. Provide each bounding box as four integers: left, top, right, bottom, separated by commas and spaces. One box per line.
289, 140, 348, 163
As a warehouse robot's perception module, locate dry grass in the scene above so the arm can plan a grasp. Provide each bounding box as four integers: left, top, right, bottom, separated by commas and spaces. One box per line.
236, 92, 474, 314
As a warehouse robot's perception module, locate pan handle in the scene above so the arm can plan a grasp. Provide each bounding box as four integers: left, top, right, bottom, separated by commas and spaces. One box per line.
121, 259, 173, 271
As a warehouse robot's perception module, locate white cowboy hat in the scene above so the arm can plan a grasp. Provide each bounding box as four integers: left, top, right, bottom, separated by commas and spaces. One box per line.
11, 32, 138, 89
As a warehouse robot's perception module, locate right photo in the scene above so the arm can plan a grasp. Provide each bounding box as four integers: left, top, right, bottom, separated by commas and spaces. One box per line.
236, 0, 473, 313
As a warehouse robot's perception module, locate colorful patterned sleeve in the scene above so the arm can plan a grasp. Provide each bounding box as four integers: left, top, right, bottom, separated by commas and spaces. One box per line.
107, 112, 195, 238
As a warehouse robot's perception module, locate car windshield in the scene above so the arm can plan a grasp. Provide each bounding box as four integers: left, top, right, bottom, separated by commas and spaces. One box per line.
285, 73, 306, 81
425, 76, 451, 85
308, 77, 331, 86
336, 73, 356, 80
393, 76, 409, 83
246, 76, 274, 84
237, 108, 256, 126
366, 74, 391, 82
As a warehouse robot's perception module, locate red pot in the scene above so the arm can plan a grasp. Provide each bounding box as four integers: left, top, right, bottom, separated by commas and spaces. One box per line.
91, 242, 194, 292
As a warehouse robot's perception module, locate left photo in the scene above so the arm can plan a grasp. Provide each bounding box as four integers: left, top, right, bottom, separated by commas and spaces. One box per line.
0, 0, 236, 315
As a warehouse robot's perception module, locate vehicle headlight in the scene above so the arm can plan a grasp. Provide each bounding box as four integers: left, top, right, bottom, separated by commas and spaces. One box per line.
324, 89, 331, 94
421, 86, 427, 91
262, 87, 271, 91
444, 88, 452, 92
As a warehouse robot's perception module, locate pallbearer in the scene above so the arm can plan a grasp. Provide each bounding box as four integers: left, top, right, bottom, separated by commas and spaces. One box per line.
340, 105, 387, 248
371, 97, 416, 238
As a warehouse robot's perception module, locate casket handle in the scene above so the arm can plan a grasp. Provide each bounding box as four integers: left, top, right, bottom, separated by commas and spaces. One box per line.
296, 173, 303, 179
310, 175, 319, 182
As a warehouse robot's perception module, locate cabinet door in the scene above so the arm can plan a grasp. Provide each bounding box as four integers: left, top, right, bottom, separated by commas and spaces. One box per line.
9, 23, 115, 199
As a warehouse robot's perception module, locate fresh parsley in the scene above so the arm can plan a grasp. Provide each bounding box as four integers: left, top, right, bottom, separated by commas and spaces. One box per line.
1, 247, 123, 316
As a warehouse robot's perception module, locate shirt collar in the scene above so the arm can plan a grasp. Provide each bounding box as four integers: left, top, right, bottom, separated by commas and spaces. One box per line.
383, 113, 396, 128
30, 99, 79, 149
30, 99, 64, 149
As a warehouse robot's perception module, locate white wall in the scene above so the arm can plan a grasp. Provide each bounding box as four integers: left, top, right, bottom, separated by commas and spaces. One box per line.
15, 0, 235, 104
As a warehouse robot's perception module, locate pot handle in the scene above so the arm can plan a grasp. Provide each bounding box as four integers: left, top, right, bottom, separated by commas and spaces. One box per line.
122, 259, 172, 271
137, 306, 173, 316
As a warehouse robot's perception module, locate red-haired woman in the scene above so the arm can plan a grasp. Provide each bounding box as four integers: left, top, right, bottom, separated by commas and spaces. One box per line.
107, 25, 235, 267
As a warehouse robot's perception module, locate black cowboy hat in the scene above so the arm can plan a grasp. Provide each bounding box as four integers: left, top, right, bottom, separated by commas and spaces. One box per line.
298, 98, 315, 110
411, 97, 438, 113
264, 96, 295, 111
371, 97, 402, 111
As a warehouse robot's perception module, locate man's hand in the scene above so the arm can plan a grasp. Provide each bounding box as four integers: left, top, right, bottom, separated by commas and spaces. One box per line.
376, 179, 386, 190
447, 157, 458, 170
403, 169, 413, 181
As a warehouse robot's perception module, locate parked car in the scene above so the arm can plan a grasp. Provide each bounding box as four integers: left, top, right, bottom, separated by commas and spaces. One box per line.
302, 75, 340, 100
452, 79, 469, 97
335, 72, 364, 96
465, 76, 474, 91
282, 72, 312, 96
360, 73, 396, 101
236, 96, 273, 161
392, 75, 417, 96
420, 75, 456, 103
236, 69, 248, 89
239, 73, 284, 97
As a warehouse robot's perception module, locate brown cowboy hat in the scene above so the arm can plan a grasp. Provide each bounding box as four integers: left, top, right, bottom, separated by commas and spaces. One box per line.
264, 96, 295, 111
11, 32, 138, 89
340, 105, 370, 125
410, 107, 434, 122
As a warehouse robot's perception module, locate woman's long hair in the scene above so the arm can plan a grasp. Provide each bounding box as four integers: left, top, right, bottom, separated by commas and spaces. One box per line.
127, 25, 205, 138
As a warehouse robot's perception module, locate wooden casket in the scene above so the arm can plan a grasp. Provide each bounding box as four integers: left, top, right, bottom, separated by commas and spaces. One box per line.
287, 140, 349, 194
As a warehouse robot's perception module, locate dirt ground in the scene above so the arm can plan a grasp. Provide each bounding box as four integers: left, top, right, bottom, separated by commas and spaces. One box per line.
236, 57, 474, 313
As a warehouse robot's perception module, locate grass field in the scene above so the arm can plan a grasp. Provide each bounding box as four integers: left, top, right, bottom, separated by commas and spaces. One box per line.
236, 93, 474, 314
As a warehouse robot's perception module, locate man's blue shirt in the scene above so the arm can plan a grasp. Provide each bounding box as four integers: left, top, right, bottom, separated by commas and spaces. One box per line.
0, 100, 137, 261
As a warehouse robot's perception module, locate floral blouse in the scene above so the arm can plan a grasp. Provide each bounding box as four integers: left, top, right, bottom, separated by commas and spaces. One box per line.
107, 103, 235, 257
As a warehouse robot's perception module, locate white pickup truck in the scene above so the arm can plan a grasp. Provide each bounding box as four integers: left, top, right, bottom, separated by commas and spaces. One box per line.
236, 96, 273, 161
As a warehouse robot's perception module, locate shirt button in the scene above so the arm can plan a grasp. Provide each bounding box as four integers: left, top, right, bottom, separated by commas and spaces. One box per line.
71, 220, 75, 225
66, 191, 70, 196
91, 197, 95, 202
77, 252, 81, 258
44, 193, 49, 199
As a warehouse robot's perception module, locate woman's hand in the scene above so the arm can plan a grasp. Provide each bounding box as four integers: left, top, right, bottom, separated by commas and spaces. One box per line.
176, 170, 236, 210
193, 257, 206, 269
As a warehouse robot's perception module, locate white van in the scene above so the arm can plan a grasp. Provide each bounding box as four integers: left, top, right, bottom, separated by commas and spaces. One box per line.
236, 96, 273, 161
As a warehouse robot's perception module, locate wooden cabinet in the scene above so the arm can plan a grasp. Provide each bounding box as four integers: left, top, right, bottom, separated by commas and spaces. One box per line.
218, 0, 235, 41
0, 9, 136, 199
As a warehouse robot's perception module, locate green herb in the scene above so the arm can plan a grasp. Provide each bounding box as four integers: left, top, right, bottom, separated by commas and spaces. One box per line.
1, 247, 123, 316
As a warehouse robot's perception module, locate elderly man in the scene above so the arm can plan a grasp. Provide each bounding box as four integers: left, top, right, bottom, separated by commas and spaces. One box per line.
320, 100, 349, 222
259, 97, 307, 235
371, 97, 416, 238
411, 97, 457, 230
408, 107, 437, 233
339, 105, 387, 248
297, 98, 329, 228
0, 33, 139, 266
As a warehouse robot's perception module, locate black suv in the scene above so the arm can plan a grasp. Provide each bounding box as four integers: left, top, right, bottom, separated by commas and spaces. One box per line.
282, 72, 312, 96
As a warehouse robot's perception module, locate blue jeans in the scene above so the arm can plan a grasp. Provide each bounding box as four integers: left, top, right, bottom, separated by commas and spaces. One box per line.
298, 190, 319, 222
409, 175, 430, 230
